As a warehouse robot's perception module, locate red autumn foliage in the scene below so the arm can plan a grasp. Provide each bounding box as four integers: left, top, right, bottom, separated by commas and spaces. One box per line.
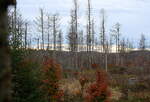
91, 64, 99, 69
41, 57, 63, 102
74, 71, 80, 78
42, 57, 62, 79
52, 90, 64, 101
85, 70, 111, 102
79, 75, 89, 91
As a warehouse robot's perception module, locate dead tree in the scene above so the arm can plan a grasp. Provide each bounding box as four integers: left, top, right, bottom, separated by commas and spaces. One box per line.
120, 38, 126, 66
37, 38, 40, 50
68, 0, 79, 69
0, 0, 16, 102
68, 11, 75, 68
24, 22, 28, 49
111, 22, 121, 65
73, 0, 78, 52
100, 9, 108, 70
46, 14, 51, 50
52, 14, 59, 51
86, 0, 92, 52
73, 0, 79, 69
58, 30, 63, 51
68, 9, 78, 69
120, 38, 126, 53
40, 9, 44, 50
68, 0, 78, 52
91, 19, 95, 51
100, 9, 106, 53
139, 33, 146, 50
78, 30, 84, 51
35, 8, 45, 50
126, 38, 134, 52
68, 10, 74, 52
109, 33, 113, 53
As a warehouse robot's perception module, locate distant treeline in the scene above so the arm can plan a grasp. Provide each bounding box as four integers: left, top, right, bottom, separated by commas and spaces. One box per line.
27, 50, 150, 70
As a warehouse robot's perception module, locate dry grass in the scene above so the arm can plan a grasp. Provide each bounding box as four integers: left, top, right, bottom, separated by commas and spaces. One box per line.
111, 88, 122, 100
60, 78, 82, 96
60, 67, 150, 102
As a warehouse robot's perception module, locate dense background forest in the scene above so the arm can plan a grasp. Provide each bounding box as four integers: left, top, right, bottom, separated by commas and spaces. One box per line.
0, 0, 150, 102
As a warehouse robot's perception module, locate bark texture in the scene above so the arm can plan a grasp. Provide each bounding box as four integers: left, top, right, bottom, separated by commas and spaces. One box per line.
0, 0, 16, 102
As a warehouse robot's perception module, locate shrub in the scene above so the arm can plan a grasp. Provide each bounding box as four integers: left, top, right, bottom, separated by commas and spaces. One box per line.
79, 76, 88, 92
85, 70, 111, 102
40, 57, 63, 102
12, 50, 44, 102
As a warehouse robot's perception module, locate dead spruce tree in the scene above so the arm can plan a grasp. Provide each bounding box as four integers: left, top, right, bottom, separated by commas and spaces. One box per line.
35, 8, 45, 50
68, 0, 78, 52
24, 22, 28, 49
86, 0, 92, 52
85, 0, 93, 68
46, 14, 51, 50
139, 33, 146, 50
0, 0, 16, 102
78, 30, 84, 51
52, 14, 60, 51
91, 19, 95, 51
74, 0, 78, 52
58, 30, 63, 51
100, 9, 106, 53
111, 22, 121, 65
68, 10, 74, 52
100, 9, 108, 71
67, 0, 79, 69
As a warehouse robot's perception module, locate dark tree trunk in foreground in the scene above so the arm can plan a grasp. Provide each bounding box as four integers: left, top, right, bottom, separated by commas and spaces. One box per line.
0, 0, 16, 102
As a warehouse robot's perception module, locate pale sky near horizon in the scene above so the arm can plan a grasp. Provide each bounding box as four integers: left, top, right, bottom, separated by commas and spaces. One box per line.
17, 0, 150, 46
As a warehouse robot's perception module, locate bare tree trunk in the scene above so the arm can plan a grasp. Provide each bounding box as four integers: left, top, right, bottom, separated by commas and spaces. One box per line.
116, 23, 121, 66
24, 23, 28, 49
13, 6, 17, 49
39, 9, 44, 50
53, 15, 56, 51
91, 19, 95, 51
36, 38, 40, 50
0, 1, 16, 102
105, 41, 109, 72
52, 14, 58, 59
74, 0, 78, 69
35, 8, 45, 50
47, 15, 50, 50
58, 30, 62, 51
40, 9, 44, 50
105, 52, 108, 71
100, 9, 107, 69
87, 0, 92, 52
74, 0, 78, 52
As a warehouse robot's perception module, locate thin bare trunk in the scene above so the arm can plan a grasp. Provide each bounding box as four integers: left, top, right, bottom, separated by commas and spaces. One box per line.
24, 23, 28, 49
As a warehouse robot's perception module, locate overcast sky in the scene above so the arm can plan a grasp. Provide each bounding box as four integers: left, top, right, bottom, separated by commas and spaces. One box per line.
17, 0, 150, 45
